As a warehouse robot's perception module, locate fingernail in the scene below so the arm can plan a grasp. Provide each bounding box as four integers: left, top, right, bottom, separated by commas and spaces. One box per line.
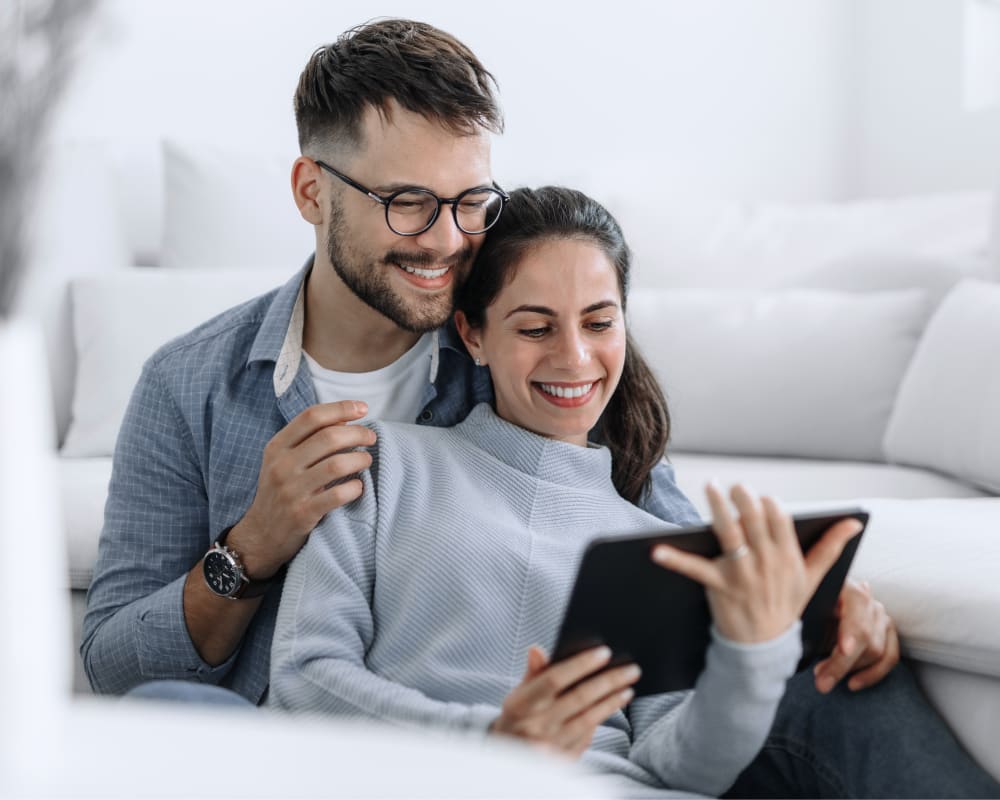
593, 646, 612, 662
624, 664, 642, 680
652, 546, 669, 563
817, 675, 835, 694
848, 677, 863, 692
355, 401, 368, 415
619, 688, 635, 702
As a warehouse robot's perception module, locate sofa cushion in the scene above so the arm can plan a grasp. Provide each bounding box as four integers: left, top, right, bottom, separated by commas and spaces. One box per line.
883, 279, 1000, 493
61, 268, 289, 458
629, 288, 930, 461
669, 453, 987, 519
161, 139, 313, 269
61, 457, 113, 590
845, 497, 1000, 679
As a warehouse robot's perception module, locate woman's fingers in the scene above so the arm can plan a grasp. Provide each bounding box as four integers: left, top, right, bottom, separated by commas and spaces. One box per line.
651, 543, 726, 591
729, 484, 773, 552
802, 517, 864, 593
511, 645, 612, 713
705, 482, 744, 554
761, 495, 798, 553
548, 662, 640, 725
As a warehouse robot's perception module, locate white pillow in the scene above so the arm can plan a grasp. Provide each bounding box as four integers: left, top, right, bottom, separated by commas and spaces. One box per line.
883, 279, 1000, 492
62, 268, 290, 457
16, 139, 132, 445
160, 139, 314, 269
628, 289, 930, 461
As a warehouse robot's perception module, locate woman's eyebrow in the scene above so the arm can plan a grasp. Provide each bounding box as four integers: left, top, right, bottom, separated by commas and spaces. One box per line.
503, 300, 619, 320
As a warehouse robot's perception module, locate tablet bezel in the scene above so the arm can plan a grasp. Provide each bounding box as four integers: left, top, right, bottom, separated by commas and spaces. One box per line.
551, 507, 869, 696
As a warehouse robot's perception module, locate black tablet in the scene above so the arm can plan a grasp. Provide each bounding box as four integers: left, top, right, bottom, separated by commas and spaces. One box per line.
552, 508, 869, 696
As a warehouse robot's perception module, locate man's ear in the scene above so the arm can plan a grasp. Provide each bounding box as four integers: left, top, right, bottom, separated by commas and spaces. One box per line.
454, 310, 486, 366
291, 156, 324, 225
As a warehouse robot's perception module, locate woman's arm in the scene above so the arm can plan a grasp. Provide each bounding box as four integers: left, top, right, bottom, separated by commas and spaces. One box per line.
268, 501, 498, 732
628, 624, 801, 796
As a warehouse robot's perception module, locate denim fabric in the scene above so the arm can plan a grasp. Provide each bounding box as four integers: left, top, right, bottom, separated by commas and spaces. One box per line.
725, 661, 1000, 799
81, 258, 702, 703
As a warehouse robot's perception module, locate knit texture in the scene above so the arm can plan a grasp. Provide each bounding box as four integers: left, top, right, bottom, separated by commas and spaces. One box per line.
271, 403, 801, 797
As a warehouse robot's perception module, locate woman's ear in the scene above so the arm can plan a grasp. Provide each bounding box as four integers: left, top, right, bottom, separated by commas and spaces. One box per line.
454, 310, 486, 366
291, 156, 324, 225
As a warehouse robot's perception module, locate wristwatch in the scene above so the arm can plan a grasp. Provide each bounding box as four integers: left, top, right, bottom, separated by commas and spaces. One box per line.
202, 527, 280, 600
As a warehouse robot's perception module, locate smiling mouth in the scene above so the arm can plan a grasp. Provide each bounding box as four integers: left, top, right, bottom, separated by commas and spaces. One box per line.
398, 263, 451, 279
533, 380, 600, 407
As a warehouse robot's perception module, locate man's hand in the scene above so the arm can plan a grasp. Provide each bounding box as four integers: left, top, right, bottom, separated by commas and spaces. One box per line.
227, 400, 376, 579
813, 579, 900, 693
490, 645, 640, 759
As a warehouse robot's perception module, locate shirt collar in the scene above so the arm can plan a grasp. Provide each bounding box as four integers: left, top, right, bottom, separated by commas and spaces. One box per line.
249, 254, 455, 398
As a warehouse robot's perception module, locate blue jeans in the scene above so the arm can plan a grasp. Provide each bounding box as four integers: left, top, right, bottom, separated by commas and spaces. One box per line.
725, 660, 1000, 799
123, 680, 255, 709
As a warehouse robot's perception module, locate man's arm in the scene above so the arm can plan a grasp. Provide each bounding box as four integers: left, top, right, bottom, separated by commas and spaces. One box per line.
81, 363, 242, 692
82, 362, 380, 691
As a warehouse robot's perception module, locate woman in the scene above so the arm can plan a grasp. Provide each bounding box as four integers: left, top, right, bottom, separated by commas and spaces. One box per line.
269, 186, 866, 798
268, 188, 1000, 798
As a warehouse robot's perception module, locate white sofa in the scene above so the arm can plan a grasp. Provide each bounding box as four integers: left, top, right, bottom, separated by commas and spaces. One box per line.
19, 139, 1000, 782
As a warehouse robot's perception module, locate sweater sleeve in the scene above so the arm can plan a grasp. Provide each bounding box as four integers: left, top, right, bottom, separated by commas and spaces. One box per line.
268, 492, 499, 733
627, 623, 802, 797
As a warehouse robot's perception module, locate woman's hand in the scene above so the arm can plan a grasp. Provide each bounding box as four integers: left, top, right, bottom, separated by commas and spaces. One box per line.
651, 483, 864, 644
490, 645, 640, 759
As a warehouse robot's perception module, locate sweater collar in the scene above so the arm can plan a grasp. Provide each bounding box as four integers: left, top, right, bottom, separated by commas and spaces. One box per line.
453, 403, 618, 494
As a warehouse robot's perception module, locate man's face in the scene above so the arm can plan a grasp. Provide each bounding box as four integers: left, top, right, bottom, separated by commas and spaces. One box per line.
322, 104, 493, 333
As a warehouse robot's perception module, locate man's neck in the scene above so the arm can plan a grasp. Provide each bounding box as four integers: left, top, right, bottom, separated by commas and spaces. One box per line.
303, 262, 423, 373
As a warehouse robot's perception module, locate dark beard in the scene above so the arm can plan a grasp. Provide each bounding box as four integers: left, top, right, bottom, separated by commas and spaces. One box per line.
326, 203, 472, 334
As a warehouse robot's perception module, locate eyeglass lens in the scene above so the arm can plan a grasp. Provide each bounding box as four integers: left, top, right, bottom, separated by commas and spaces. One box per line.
387, 188, 505, 235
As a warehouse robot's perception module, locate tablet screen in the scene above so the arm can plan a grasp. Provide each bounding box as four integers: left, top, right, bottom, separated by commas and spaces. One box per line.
551, 508, 868, 696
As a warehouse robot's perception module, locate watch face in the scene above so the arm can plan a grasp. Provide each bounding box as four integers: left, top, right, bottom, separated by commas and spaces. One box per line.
204, 549, 241, 597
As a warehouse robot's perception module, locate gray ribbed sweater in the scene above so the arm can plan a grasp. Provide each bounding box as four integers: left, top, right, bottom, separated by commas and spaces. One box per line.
270, 403, 801, 798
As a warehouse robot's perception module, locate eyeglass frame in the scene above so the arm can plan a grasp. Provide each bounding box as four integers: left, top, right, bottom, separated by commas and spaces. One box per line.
314, 159, 509, 237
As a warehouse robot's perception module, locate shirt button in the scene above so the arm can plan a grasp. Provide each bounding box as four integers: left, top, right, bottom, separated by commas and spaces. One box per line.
419, 410, 433, 422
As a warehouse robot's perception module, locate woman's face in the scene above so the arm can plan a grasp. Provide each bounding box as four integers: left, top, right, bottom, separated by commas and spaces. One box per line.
458, 237, 627, 446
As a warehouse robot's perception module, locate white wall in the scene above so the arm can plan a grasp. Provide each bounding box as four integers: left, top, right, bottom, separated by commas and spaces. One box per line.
51, 0, 851, 204
848, 0, 1000, 197
40, 0, 1000, 279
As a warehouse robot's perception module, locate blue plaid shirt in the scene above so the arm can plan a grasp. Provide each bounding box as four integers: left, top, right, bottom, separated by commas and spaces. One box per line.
81, 259, 702, 703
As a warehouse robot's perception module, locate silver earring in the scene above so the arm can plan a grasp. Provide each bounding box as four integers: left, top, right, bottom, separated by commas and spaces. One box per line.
474, 357, 482, 367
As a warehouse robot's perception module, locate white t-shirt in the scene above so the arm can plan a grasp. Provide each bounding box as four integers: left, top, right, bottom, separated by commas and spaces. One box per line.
304, 333, 434, 424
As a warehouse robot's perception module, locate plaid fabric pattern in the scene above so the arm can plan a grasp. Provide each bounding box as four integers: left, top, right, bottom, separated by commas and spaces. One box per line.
81, 257, 701, 702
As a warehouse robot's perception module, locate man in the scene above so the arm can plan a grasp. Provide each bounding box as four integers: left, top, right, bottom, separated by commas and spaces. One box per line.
82, 19, 996, 798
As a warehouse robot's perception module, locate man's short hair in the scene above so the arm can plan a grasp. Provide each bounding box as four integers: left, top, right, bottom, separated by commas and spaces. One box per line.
294, 18, 503, 155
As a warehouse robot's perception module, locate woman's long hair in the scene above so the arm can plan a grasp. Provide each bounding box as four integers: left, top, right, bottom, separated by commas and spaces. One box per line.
455, 186, 670, 504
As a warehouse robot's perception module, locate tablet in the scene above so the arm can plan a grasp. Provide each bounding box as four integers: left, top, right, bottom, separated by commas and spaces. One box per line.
551, 508, 869, 696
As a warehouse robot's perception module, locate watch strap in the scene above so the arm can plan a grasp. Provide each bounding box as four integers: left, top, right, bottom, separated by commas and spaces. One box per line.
213, 526, 286, 599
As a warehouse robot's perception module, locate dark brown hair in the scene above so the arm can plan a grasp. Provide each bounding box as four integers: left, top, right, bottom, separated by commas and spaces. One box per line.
456, 187, 671, 504
294, 19, 503, 154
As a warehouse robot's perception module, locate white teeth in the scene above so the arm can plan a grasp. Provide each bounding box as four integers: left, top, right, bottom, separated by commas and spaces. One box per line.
400, 264, 449, 279
539, 382, 593, 399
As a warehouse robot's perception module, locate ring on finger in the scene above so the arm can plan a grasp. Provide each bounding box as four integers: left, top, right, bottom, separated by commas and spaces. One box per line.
720, 543, 750, 562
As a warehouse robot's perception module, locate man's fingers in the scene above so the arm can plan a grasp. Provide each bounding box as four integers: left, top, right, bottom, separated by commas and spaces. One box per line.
803, 518, 864, 591
848, 625, 900, 691
299, 424, 377, 470
651, 544, 726, 591
310, 450, 374, 493
813, 633, 863, 693
283, 401, 371, 447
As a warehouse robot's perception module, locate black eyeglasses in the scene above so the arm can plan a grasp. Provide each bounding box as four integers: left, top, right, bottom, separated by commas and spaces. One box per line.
315, 160, 509, 237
